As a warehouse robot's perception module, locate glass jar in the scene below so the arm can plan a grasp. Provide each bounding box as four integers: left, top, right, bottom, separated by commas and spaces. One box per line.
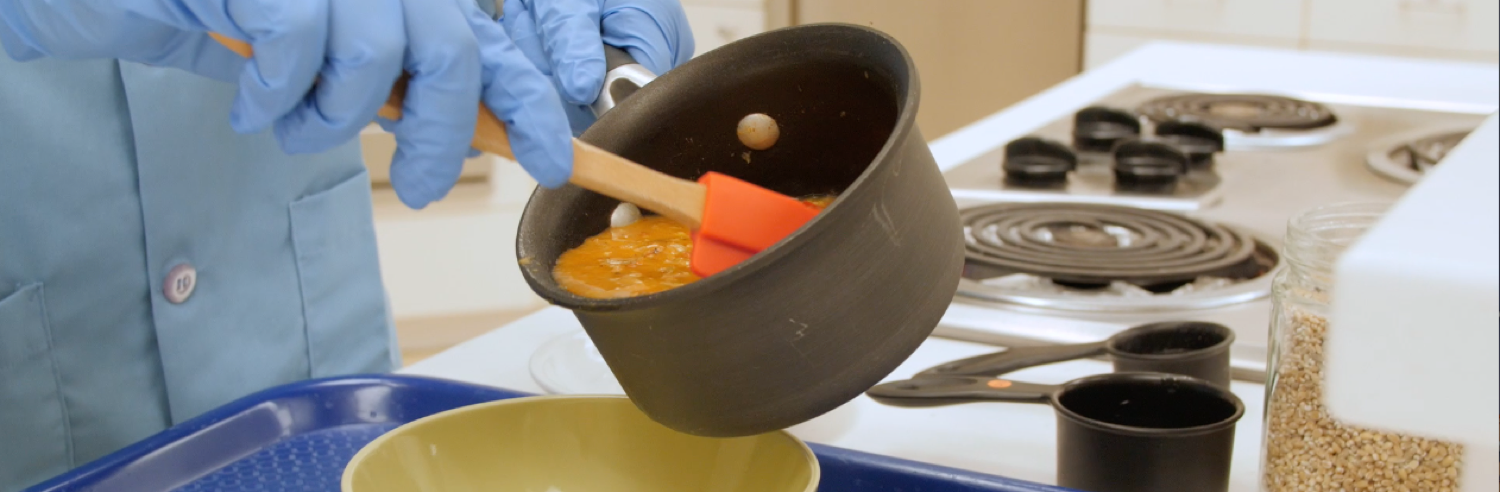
1262, 202, 1465, 492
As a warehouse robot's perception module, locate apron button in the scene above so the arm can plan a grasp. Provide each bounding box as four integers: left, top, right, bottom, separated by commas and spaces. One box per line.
163, 263, 197, 304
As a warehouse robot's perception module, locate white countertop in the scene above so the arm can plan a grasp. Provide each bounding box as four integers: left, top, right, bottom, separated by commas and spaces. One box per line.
399, 41, 1500, 491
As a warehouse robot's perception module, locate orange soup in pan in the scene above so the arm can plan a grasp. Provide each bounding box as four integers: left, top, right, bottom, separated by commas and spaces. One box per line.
553, 195, 836, 299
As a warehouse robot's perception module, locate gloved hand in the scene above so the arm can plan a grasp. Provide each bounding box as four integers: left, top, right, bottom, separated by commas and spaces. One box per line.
500, 0, 695, 135
0, 0, 574, 209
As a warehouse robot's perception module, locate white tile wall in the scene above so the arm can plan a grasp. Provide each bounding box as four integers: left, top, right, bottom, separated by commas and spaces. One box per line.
1084, 30, 1301, 70
1305, 38, 1500, 64
1088, 0, 1305, 40
1087, 0, 1500, 67
1306, 0, 1499, 54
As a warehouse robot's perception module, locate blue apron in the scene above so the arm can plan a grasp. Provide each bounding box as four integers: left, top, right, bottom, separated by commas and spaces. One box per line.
0, 56, 399, 491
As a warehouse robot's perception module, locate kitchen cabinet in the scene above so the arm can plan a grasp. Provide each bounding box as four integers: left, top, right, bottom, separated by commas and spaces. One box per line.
359, 126, 492, 185
360, 125, 542, 359
694, 0, 1089, 137
793, 0, 1085, 137
368, 154, 548, 360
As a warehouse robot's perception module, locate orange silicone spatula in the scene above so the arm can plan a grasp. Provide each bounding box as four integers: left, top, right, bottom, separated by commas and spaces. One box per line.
211, 34, 819, 277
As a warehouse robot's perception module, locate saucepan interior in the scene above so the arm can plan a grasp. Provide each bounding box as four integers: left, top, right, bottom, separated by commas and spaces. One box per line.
517, 23, 909, 308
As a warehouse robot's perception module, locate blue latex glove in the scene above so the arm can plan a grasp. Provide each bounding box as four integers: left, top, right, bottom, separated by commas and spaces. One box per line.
0, 0, 574, 209
501, 0, 695, 135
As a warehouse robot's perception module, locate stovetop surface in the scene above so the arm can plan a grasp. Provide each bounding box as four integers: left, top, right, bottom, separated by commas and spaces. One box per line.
936, 84, 1490, 381
946, 85, 1487, 237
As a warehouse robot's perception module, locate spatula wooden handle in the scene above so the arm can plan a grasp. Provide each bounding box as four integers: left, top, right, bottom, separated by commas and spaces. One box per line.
210, 34, 705, 228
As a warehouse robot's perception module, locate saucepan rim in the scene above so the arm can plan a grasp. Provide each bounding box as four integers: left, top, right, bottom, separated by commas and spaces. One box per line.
1103, 321, 1237, 362
517, 22, 923, 311
1050, 372, 1246, 438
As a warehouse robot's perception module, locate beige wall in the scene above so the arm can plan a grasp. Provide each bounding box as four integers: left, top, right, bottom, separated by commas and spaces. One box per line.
793, 0, 1085, 138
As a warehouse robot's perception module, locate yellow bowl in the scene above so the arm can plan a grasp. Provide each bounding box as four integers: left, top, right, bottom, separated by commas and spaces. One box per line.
342, 395, 820, 492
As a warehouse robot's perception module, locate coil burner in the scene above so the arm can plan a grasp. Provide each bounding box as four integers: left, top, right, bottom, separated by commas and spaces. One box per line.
1137, 93, 1347, 149
958, 203, 1278, 313
1365, 127, 1474, 185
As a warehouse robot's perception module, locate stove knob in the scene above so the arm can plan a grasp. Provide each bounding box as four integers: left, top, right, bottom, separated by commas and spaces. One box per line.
1002, 137, 1076, 187
1072, 106, 1142, 152
1113, 139, 1188, 192
1154, 120, 1224, 170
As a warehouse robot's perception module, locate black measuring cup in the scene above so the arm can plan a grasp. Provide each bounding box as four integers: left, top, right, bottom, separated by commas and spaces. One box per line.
867, 372, 1244, 492
916, 321, 1235, 388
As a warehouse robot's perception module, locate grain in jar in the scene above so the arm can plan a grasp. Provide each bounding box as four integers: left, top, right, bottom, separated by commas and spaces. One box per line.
1263, 202, 1464, 492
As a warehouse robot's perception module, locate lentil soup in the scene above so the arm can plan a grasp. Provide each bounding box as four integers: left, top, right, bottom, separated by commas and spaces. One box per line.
553, 195, 836, 299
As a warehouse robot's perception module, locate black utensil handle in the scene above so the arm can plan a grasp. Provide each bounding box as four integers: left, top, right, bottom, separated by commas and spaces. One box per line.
865, 376, 1055, 408
915, 342, 1109, 378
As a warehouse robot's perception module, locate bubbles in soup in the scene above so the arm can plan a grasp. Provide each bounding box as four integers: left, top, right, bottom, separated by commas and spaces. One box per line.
553, 195, 836, 298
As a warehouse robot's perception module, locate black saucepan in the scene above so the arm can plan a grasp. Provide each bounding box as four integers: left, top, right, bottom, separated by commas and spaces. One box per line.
867, 373, 1244, 492
515, 24, 964, 437
916, 321, 1235, 388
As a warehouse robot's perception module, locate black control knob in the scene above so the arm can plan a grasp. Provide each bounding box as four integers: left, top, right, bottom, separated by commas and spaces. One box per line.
1002, 137, 1077, 187
1113, 139, 1188, 192
1072, 106, 1142, 152
1154, 120, 1224, 170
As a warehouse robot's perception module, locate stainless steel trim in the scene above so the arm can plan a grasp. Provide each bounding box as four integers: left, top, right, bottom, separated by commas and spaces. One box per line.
1363, 124, 1479, 185
1222, 121, 1355, 149
590, 64, 657, 117
929, 326, 1270, 383
955, 228, 1281, 314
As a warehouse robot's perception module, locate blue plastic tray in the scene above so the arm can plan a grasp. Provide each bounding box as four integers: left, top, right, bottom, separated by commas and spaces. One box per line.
24, 375, 1073, 492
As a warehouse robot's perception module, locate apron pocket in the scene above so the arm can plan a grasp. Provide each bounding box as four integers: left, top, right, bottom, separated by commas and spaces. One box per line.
0, 283, 71, 490
289, 170, 397, 377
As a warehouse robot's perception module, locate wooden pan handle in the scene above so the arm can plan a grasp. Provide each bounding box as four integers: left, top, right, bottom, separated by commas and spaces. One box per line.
209, 34, 705, 227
